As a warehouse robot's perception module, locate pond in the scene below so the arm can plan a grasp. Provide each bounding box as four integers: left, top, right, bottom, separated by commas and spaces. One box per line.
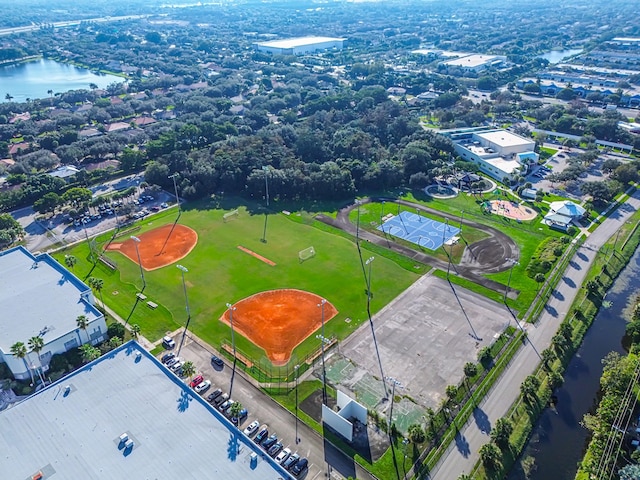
538, 49, 583, 64
0, 59, 124, 102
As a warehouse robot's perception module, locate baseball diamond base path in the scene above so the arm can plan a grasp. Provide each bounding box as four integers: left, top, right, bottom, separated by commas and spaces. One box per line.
106, 224, 198, 270
222, 289, 338, 366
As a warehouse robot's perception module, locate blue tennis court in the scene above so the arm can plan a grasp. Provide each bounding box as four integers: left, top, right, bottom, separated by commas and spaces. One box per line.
377, 210, 460, 250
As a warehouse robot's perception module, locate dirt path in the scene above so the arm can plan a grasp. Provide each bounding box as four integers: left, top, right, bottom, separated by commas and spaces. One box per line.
317, 197, 520, 295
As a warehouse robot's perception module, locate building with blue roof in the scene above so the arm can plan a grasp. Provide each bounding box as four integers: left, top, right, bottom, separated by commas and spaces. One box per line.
0, 341, 292, 479
0, 246, 106, 380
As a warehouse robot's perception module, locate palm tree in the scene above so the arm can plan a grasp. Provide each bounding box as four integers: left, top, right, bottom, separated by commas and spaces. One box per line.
88, 277, 105, 312
5, 93, 13, 102
28, 336, 46, 384
181, 360, 196, 381
47, 89, 53, 97
130, 324, 141, 340
79, 344, 100, 363
64, 254, 77, 270
490, 417, 513, 450
479, 442, 502, 472
463, 362, 477, 390
76, 315, 90, 344
10, 341, 35, 385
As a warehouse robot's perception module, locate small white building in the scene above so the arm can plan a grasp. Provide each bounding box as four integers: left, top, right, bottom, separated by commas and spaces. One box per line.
443, 128, 538, 183
254, 36, 345, 55
322, 390, 368, 443
0, 246, 106, 380
48, 165, 81, 179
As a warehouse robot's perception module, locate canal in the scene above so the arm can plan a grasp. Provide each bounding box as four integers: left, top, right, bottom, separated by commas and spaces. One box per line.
509, 248, 640, 479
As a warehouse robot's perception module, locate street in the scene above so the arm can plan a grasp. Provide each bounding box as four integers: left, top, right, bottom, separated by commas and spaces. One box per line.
429, 189, 640, 479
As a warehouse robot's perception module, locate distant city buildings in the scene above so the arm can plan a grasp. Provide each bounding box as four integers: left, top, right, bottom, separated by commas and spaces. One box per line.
442, 127, 538, 182
254, 36, 345, 55
0, 246, 106, 380
412, 49, 508, 74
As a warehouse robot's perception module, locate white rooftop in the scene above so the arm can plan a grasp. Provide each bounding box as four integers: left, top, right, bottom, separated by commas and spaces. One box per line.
0, 341, 290, 479
443, 54, 503, 68
484, 156, 521, 175
256, 36, 345, 49
0, 247, 101, 353
476, 130, 533, 149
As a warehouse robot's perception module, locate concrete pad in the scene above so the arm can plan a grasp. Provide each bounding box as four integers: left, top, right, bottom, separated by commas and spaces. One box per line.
338, 274, 510, 410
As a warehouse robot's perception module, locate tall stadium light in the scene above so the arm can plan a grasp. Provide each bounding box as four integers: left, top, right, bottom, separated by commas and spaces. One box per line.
504, 258, 520, 303
294, 364, 301, 444
130, 236, 145, 291
262, 165, 270, 208
317, 299, 328, 405
365, 256, 388, 400
366, 256, 375, 299
226, 302, 237, 395
385, 376, 403, 436
169, 173, 181, 213
176, 265, 191, 357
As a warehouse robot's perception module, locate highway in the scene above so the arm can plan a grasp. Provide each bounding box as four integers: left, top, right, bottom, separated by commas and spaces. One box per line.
429, 189, 640, 479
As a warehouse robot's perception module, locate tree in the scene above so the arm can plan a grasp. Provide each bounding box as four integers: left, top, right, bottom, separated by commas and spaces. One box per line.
541, 348, 556, 371
64, 254, 77, 270
408, 424, 426, 443
10, 341, 35, 385
130, 324, 141, 340
33, 192, 61, 215
479, 442, 502, 471
229, 401, 244, 420
108, 336, 123, 350
76, 315, 90, 344
490, 417, 513, 449
79, 344, 100, 363
585, 279, 600, 296
463, 362, 477, 388
446, 384, 458, 406
534, 273, 545, 290
181, 360, 196, 381
88, 277, 105, 312
62, 187, 93, 206
520, 375, 541, 404
619, 463, 640, 480
28, 336, 45, 382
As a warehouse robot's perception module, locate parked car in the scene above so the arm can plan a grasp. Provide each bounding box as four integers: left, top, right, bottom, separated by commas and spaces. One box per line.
161, 352, 175, 364
243, 420, 260, 436
207, 388, 223, 403
291, 457, 308, 476
189, 375, 204, 388
170, 361, 182, 372
195, 380, 211, 394
275, 447, 291, 464
214, 393, 229, 406
165, 357, 180, 368
261, 433, 278, 450
232, 409, 248, 425
283, 452, 299, 470
254, 426, 269, 444
268, 441, 283, 457
218, 399, 233, 412
160, 202, 168, 208
211, 355, 224, 367
162, 336, 175, 349
222, 400, 236, 415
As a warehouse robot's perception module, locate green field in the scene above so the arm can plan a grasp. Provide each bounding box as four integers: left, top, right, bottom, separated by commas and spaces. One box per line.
55, 199, 419, 367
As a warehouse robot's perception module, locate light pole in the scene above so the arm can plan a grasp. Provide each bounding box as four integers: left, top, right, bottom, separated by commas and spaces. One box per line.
169, 173, 180, 213
130, 235, 145, 291
226, 302, 237, 395
261, 166, 270, 243
317, 298, 328, 405
294, 364, 300, 444
366, 257, 389, 400
176, 265, 191, 357
504, 258, 520, 303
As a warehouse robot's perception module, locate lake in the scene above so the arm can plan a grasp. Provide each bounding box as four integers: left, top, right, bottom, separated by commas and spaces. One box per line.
0, 59, 124, 103
539, 49, 583, 64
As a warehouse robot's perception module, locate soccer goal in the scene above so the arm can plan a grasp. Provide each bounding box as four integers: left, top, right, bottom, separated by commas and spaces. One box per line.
298, 246, 316, 263
223, 209, 239, 222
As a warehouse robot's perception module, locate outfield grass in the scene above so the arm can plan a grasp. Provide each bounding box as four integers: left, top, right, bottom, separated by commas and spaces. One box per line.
55, 198, 419, 367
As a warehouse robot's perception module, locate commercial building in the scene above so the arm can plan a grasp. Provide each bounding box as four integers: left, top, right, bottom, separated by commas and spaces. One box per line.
412, 49, 507, 73
544, 201, 586, 230
0, 341, 291, 479
0, 246, 106, 380
442, 127, 538, 183
254, 36, 345, 55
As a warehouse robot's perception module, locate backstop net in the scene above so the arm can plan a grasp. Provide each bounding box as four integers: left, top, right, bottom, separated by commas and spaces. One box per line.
298, 246, 316, 263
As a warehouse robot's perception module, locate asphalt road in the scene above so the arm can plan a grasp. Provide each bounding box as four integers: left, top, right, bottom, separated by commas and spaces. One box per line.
429, 189, 640, 479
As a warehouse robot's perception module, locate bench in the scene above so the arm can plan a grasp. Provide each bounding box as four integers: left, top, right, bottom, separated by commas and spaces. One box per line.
221, 344, 253, 368
146, 301, 158, 309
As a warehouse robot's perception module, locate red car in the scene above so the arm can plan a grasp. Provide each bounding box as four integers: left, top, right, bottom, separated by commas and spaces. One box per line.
189, 375, 204, 388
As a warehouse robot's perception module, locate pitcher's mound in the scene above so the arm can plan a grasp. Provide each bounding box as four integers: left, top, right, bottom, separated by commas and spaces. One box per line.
106, 224, 197, 271
221, 289, 338, 366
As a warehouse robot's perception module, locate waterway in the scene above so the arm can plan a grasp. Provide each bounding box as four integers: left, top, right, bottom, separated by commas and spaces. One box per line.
539, 49, 583, 64
0, 58, 123, 102
509, 248, 640, 480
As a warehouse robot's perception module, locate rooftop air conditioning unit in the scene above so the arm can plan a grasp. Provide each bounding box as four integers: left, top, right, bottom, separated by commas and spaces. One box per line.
119, 433, 129, 444
135, 352, 142, 361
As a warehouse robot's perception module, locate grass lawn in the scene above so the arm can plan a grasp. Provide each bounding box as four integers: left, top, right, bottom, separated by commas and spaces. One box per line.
54, 198, 419, 368
399, 189, 572, 315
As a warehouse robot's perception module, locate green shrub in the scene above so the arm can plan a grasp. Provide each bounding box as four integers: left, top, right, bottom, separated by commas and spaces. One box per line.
107, 322, 125, 339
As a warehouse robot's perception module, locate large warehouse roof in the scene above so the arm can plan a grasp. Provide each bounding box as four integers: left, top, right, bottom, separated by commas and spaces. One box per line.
256, 36, 345, 49
0, 246, 101, 353
0, 341, 290, 479
476, 130, 533, 149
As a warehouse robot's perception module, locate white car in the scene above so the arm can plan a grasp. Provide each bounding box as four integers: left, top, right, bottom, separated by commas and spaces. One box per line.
243, 420, 260, 436
275, 447, 291, 464
162, 336, 175, 349
194, 380, 211, 394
